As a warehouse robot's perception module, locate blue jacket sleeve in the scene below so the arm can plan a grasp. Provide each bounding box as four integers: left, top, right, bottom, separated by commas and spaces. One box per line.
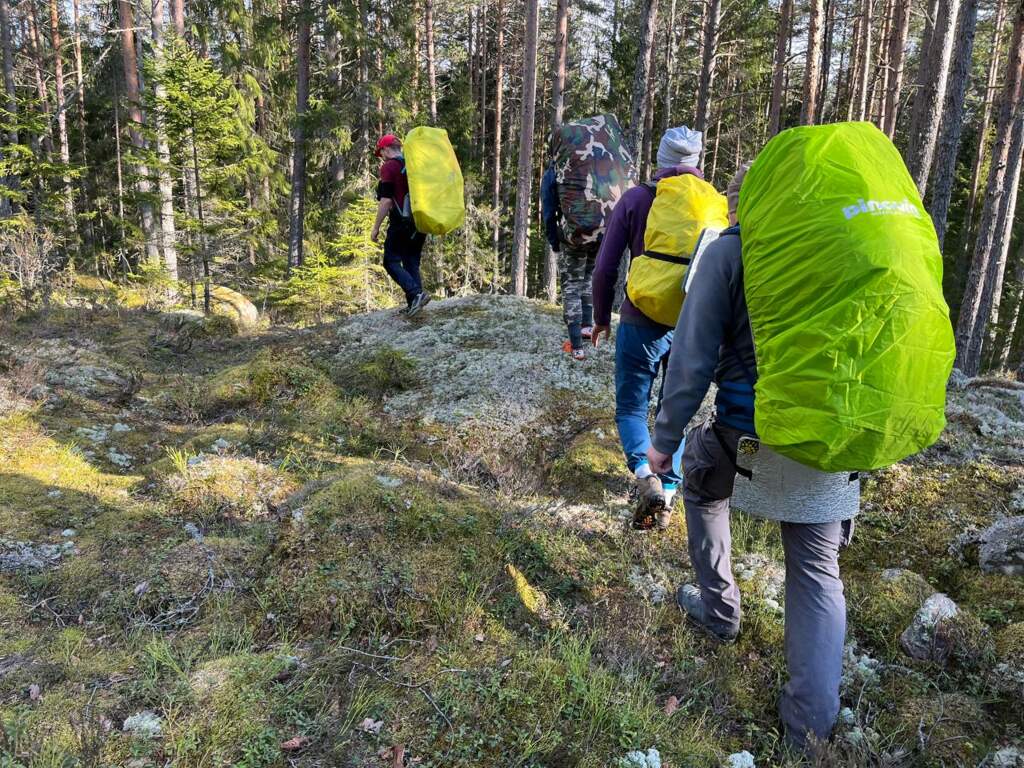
540, 166, 562, 252
652, 234, 741, 455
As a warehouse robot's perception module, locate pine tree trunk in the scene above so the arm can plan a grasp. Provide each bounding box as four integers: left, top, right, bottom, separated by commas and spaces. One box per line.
628, 0, 659, 155
287, 7, 310, 270
816, 0, 834, 124
955, 4, 1024, 375
964, 0, 1007, 241
995, 241, 1024, 370
511, 0, 539, 297
868, 0, 890, 123
117, 0, 162, 264
906, 0, 962, 196
0, 0, 18, 215
27, 1, 53, 157
358, 0, 370, 180
412, 0, 420, 118
49, 0, 78, 255
641, 65, 656, 175
551, 0, 568, 129
801, 0, 824, 124
150, 0, 179, 282
171, 0, 185, 34
545, 0, 568, 304
768, 0, 793, 137
881, 0, 910, 137
852, 0, 874, 121
492, 0, 504, 290
479, 0, 488, 165
695, 0, 721, 155
930, 0, 978, 250
425, 0, 438, 123
663, 0, 677, 133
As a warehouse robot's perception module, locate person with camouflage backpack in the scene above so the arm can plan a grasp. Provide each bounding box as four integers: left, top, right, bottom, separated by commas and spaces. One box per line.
541, 114, 635, 360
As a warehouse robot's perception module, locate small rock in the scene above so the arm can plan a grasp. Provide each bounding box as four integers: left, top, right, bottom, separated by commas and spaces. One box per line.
46, 489, 62, 498
107, 448, 133, 468
359, 717, 384, 735
986, 747, 1024, 768
61, 529, 75, 538
375, 474, 403, 489
123, 710, 162, 738
979, 516, 1024, 576
28, 683, 40, 701
726, 751, 756, 768
0, 539, 65, 572
901, 593, 959, 662
619, 748, 661, 768
763, 598, 782, 614
112, 422, 132, 433
183, 522, 204, 543
211, 437, 232, 453
838, 707, 856, 727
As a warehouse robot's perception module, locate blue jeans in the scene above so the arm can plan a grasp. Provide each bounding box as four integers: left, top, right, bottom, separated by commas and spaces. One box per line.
383, 217, 427, 303
614, 321, 684, 488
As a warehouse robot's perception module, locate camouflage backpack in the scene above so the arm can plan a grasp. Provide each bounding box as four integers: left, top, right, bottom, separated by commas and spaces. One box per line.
552, 114, 636, 247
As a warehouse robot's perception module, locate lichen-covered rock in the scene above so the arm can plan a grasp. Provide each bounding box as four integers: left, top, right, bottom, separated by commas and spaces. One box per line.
618, 748, 661, 768
984, 746, 1024, 767
901, 593, 959, 661
725, 751, 756, 768
123, 710, 162, 738
165, 455, 296, 521
208, 285, 259, 331
979, 516, 1024, 575
0, 538, 67, 572
992, 623, 1024, 695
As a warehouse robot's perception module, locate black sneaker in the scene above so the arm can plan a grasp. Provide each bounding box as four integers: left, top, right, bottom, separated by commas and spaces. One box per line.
676, 584, 739, 644
407, 291, 432, 317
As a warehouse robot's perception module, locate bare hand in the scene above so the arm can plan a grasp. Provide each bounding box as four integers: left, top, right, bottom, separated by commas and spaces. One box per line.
591, 324, 610, 348
371, 227, 381, 243
647, 446, 673, 476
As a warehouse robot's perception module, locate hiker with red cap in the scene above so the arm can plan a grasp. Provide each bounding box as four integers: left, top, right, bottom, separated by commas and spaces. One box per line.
371, 134, 431, 316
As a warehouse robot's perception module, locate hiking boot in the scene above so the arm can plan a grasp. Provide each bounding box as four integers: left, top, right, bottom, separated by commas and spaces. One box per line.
631, 475, 666, 530
406, 291, 432, 317
561, 340, 586, 361
675, 584, 738, 644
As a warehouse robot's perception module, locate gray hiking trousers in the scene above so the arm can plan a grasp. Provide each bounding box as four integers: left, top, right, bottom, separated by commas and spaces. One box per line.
681, 418, 853, 748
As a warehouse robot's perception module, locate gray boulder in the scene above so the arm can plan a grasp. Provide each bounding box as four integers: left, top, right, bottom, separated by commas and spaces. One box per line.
979, 516, 1024, 575
901, 593, 959, 662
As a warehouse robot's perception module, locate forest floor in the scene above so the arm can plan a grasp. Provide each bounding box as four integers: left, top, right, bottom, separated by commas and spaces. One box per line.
0, 285, 1023, 768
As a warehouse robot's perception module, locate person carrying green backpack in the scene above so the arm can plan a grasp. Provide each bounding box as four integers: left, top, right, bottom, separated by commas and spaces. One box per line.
647, 123, 954, 752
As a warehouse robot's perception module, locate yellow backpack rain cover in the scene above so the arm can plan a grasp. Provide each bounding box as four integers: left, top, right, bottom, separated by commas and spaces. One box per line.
626, 174, 728, 327
402, 126, 466, 235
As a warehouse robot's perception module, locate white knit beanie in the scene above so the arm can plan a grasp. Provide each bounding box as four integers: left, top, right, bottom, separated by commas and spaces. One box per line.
657, 126, 703, 169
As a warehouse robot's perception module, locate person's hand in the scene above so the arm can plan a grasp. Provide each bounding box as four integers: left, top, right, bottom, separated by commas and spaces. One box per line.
591, 324, 610, 348
647, 446, 673, 475
371, 226, 381, 243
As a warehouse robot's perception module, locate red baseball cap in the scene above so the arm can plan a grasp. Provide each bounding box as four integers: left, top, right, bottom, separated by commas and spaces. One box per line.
375, 134, 400, 157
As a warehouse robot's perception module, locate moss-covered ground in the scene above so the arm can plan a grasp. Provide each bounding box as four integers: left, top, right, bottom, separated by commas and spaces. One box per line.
0, 294, 1022, 767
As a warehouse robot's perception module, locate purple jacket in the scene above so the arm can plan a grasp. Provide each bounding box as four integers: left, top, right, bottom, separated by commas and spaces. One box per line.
591, 164, 704, 328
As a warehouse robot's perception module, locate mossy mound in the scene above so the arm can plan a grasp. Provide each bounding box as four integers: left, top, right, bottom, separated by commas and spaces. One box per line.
165, 455, 297, 523
847, 568, 934, 659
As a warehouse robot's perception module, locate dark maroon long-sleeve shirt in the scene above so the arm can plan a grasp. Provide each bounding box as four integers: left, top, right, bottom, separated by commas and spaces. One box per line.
591, 164, 704, 329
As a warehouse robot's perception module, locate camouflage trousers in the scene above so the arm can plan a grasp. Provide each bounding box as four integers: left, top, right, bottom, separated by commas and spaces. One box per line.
559, 242, 598, 326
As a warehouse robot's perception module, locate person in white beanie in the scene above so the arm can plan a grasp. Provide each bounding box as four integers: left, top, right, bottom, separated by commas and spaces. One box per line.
590, 125, 711, 529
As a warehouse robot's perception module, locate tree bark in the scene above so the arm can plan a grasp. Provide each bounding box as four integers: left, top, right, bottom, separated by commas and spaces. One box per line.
929, 0, 978, 250
150, 0, 179, 281
881, 0, 910, 137
171, 0, 185, 35
511, 0, 539, 296
628, 0, 659, 155
0, 0, 18, 215
287, 5, 310, 270
852, 0, 874, 121
964, 0, 1007, 241
906, 0, 962, 196
492, 0, 504, 290
768, 0, 793, 137
479, 0, 488, 164
954, 4, 1024, 375
868, 0, 891, 123
27, 0, 53, 156
117, 0, 161, 264
551, 0, 568, 129
425, 0, 438, 123
49, 0, 79, 255
816, 0, 834, 123
801, 0, 824, 124
995, 240, 1024, 370
412, 0, 420, 118
663, 0, 678, 133
695, 0, 721, 158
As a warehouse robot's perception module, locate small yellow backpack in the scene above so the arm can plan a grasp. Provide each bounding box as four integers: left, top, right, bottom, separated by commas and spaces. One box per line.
626, 174, 729, 326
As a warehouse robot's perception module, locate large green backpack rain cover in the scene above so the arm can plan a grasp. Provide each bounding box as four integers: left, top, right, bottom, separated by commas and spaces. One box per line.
737, 122, 954, 472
